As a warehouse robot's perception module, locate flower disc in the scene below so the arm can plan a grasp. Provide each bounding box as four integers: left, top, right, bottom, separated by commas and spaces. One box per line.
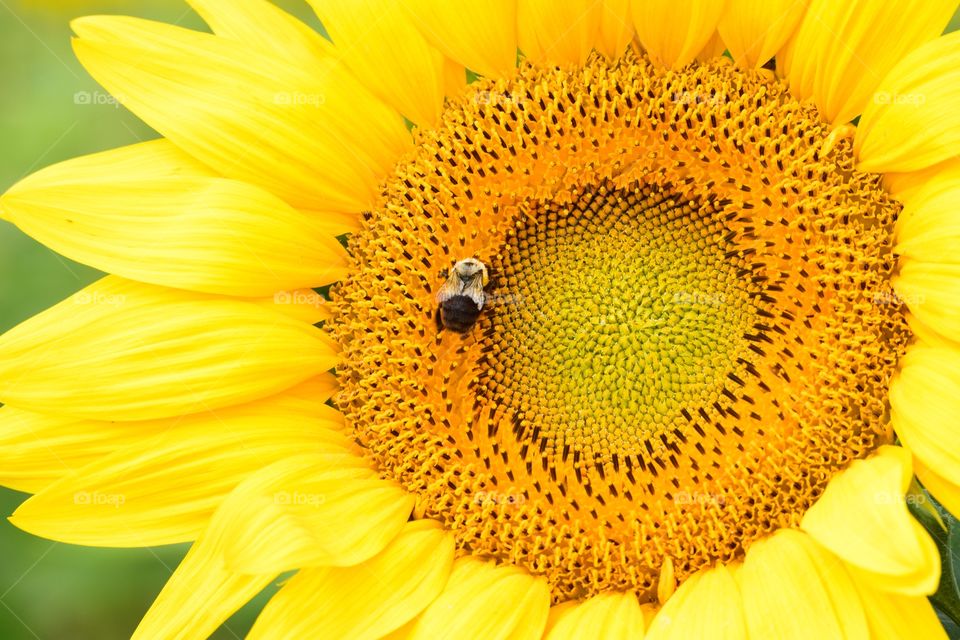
329, 53, 910, 602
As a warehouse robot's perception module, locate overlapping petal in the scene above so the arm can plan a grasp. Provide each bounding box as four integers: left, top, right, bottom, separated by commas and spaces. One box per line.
801, 446, 940, 596
0, 277, 338, 420
132, 529, 277, 640
718, 0, 807, 69
187, 0, 332, 62
8, 383, 348, 546
518, 0, 603, 67
782, 0, 955, 125
884, 156, 960, 206
915, 459, 960, 523
856, 30, 960, 172
247, 519, 455, 640
895, 173, 960, 258
402, 0, 518, 79
0, 374, 338, 494
596, 0, 634, 60
891, 345, 960, 512
851, 577, 948, 640
894, 262, 960, 340
736, 529, 868, 639
217, 454, 414, 574
545, 591, 645, 640
0, 140, 350, 296
308, 0, 444, 126
134, 451, 411, 637
72, 16, 410, 215
645, 565, 746, 640
403, 558, 550, 640
630, 0, 726, 69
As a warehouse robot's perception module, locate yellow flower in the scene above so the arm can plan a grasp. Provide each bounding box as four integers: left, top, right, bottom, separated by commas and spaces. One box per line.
1, 0, 959, 638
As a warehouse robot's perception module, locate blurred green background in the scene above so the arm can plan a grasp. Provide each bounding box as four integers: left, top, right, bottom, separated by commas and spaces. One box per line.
0, 2, 322, 638
2, 1, 960, 639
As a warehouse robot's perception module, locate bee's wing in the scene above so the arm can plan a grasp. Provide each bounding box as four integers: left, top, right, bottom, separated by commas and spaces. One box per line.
462, 275, 486, 308
436, 273, 463, 304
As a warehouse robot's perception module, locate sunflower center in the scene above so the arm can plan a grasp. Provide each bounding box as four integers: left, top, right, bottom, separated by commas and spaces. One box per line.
330, 52, 910, 603
480, 184, 758, 458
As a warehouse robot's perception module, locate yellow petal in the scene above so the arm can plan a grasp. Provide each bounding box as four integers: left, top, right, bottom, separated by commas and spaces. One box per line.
915, 458, 960, 520
885, 163, 960, 235
0, 140, 350, 297
850, 575, 948, 640
0, 276, 338, 421
217, 453, 414, 574
544, 592, 645, 640
736, 529, 868, 639
645, 565, 746, 640
186, 0, 332, 62
134, 535, 276, 640
130, 457, 326, 639
134, 451, 385, 639
856, 31, 960, 172
801, 446, 940, 596
784, 0, 955, 125
893, 262, 960, 340
891, 345, 960, 491
406, 558, 550, 640
596, 0, 635, 60
308, 0, 444, 126
442, 56, 468, 98
0, 374, 338, 494
256, 289, 332, 325
694, 30, 727, 62
0, 408, 131, 495
884, 155, 960, 206
717, 0, 807, 69
630, 0, 726, 69
896, 176, 960, 262
518, 0, 602, 67
402, 0, 518, 79
72, 16, 410, 214
906, 313, 960, 351
248, 519, 455, 640
9, 394, 349, 546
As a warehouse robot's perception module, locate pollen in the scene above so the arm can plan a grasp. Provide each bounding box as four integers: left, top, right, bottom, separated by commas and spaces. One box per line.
329, 52, 909, 603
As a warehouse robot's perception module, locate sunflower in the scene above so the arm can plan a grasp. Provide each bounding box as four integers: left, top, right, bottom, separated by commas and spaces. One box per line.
1, 0, 960, 637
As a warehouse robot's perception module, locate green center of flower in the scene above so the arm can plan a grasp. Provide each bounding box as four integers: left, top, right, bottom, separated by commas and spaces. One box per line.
478, 183, 758, 458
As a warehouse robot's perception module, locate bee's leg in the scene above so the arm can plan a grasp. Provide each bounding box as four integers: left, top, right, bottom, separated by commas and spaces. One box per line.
435, 307, 444, 332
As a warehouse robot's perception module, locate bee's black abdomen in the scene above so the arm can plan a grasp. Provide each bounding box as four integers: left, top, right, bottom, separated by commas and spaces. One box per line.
440, 295, 482, 332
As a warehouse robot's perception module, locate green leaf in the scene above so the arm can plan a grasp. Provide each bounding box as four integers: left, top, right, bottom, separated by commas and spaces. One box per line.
909, 476, 947, 534
910, 482, 960, 628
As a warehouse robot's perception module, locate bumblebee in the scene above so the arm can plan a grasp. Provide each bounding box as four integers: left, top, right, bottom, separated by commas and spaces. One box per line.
436, 258, 489, 332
